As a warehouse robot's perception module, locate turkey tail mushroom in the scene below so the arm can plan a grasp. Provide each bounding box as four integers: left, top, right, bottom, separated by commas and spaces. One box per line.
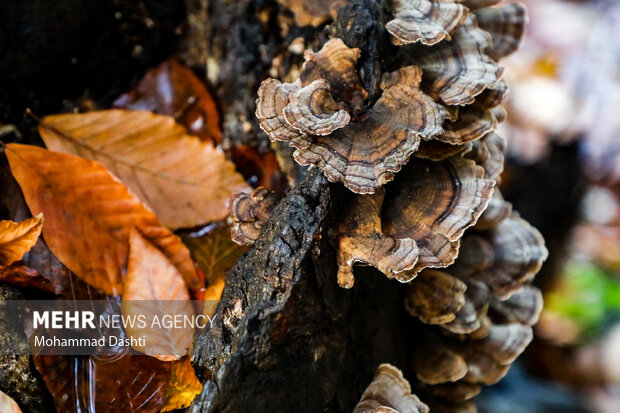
354, 364, 429, 413
386, 0, 469, 46
229, 187, 283, 246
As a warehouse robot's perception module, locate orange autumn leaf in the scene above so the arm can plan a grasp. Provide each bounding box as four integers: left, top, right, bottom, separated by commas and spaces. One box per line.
33, 354, 201, 413
38, 110, 249, 229
0, 389, 22, 413
113, 58, 221, 145
121, 229, 195, 361
5, 143, 197, 296
161, 357, 203, 412
0, 213, 43, 265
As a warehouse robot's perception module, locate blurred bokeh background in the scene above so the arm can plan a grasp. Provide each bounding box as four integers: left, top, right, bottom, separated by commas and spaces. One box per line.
478, 0, 620, 411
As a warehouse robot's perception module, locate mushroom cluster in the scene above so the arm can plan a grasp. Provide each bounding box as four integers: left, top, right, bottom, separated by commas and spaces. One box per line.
234, 0, 547, 411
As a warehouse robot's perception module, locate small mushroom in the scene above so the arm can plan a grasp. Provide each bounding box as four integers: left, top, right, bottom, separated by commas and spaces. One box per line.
336, 188, 419, 288
283, 79, 351, 135
229, 187, 283, 246
462, 352, 510, 385
354, 364, 430, 413
414, 15, 504, 105
386, 0, 469, 46
436, 104, 497, 144
455, 214, 548, 299
412, 331, 468, 385
466, 323, 533, 365
382, 157, 495, 275
476, 79, 508, 109
489, 286, 543, 326
404, 270, 467, 324
442, 279, 491, 334
473, 2, 528, 60
465, 132, 506, 180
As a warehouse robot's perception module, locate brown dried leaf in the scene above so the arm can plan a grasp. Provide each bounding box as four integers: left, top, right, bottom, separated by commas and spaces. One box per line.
0, 263, 58, 293
38, 110, 248, 229
121, 229, 194, 361
387, 0, 468, 46
229, 145, 289, 192
113, 58, 221, 145
6, 144, 197, 296
0, 214, 43, 265
33, 354, 201, 413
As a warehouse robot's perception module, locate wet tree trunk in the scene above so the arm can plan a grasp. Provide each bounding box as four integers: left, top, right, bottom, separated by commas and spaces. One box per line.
187, 1, 419, 412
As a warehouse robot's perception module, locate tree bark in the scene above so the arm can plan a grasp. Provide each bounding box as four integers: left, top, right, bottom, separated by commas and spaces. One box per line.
188, 3, 422, 411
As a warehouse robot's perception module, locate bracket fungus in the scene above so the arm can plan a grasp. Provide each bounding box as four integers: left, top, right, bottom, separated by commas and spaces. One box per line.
229, 187, 283, 246
386, 0, 469, 46
335, 157, 494, 287
354, 364, 429, 413
246, 2, 544, 408
257, 39, 447, 194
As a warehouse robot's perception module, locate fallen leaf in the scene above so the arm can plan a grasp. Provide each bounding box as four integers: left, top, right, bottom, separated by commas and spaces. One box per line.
38, 110, 249, 229
121, 229, 195, 361
0, 263, 58, 293
182, 224, 246, 318
0, 389, 22, 413
161, 357, 203, 412
1, 155, 70, 293
5, 143, 197, 295
230, 145, 289, 192
0, 214, 43, 265
32, 354, 201, 413
113, 58, 221, 145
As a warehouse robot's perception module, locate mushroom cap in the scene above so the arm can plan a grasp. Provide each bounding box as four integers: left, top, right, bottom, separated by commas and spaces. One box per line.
382, 157, 495, 275
229, 187, 282, 246
386, 0, 469, 46
436, 104, 497, 144
455, 214, 548, 299
256, 39, 448, 194
405, 270, 467, 324
414, 15, 504, 105
489, 286, 543, 326
414, 140, 473, 161
413, 331, 468, 385
293, 66, 447, 194
354, 364, 430, 413
283, 79, 351, 136
474, 2, 528, 60
465, 132, 506, 180
336, 188, 419, 288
